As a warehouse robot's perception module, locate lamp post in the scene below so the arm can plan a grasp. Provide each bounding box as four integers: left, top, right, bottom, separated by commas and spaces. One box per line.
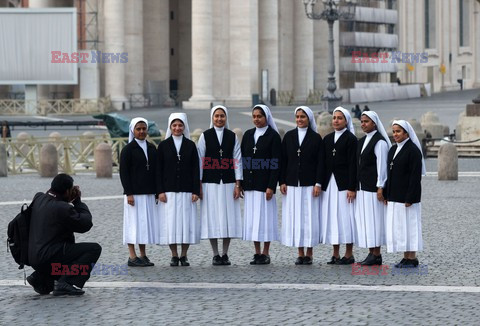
303, 0, 356, 112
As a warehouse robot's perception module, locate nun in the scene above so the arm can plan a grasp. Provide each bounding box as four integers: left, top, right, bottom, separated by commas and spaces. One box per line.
197, 105, 243, 266
321, 107, 358, 265
279, 106, 324, 265
355, 111, 391, 266
156, 113, 200, 267
120, 117, 159, 267
384, 120, 425, 268
241, 105, 281, 265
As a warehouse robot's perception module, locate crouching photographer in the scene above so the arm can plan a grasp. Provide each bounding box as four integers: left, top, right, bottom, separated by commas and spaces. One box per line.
27, 173, 102, 296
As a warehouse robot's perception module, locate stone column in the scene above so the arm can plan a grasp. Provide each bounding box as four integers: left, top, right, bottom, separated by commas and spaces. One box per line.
40, 143, 58, 177
95, 143, 112, 178
104, 0, 127, 110
143, 0, 170, 102
177, 0, 192, 104
225, 0, 258, 107
474, 0, 480, 87
278, 0, 294, 92
183, 0, 214, 109
314, 16, 328, 92
293, 0, 314, 103
125, 0, 144, 98
259, 0, 279, 101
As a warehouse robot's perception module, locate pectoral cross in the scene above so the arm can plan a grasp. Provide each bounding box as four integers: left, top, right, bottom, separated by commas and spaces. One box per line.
253, 146, 257, 154
177, 153, 181, 161
332, 148, 336, 157
146, 162, 150, 170
219, 149, 223, 157
389, 161, 394, 170
297, 148, 301, 157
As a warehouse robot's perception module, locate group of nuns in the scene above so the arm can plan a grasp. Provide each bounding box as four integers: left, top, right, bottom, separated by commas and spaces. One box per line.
120, 104, 425, 269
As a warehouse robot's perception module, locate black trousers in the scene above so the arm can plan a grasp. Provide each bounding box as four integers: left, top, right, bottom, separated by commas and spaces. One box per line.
32, 242, 102, 289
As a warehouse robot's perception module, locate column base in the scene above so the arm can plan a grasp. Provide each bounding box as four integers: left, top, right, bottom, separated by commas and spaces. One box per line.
110, 96, 129, 110
182, 95, 216, 109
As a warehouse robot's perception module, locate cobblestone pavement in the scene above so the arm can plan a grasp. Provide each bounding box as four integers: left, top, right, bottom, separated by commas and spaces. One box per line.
1, 162, 480, 324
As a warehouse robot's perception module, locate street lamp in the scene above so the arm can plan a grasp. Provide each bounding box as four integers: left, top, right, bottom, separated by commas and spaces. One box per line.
303, 0, 356, 112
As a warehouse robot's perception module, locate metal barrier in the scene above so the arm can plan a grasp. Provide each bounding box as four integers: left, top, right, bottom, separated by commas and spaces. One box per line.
277, 90, 294, 106
0, 97, 112, 115
3, 135, 162, 175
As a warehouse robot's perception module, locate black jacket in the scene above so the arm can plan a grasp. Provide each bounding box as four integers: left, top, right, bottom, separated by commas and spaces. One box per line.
28, 192, 93, 267
356, 132, 385, 192
241, 127, 281, 193
323, 130, 358, 191
201, 128, 236, 184
280, 128, 324, 187
384, 139, 422, 204
157, 136, 200, 196
119, 139, 157, 196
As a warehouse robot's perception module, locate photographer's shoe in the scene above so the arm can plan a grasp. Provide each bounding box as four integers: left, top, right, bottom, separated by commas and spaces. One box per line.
53, 281, 85, 296
27, 274, 53, 295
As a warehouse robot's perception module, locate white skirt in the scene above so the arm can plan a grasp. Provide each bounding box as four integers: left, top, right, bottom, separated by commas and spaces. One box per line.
157, 192, 200, 245
200, 182, 242, 239
243, 190, 279, 242
385, 202, 423, 253
281, 186, 321, 247
123, 194, 160, 245
321, 175, 356, 245
354, 189, 386, 248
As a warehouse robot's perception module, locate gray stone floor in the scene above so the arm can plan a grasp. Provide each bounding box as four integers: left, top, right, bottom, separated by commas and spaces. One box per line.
1, 165, 480, 324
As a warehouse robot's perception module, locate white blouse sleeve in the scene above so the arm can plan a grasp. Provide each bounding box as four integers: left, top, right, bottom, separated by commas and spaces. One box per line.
233, 135, 243, 180
375, 140, 389, 188
197, 133, 206, 180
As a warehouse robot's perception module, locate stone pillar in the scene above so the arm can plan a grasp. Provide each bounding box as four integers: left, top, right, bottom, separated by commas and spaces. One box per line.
474, 0, 480, 88
183, 0, 214, 109
259, 0, 279, 100
278, 0, 294, 92
177, 0, 192, 104
0, 143, 7, 177
313, 15, 328, 91
421, 111, 445, 138
95, 143, 112, 178
143, 0, 170, 103
104, 0, 127, 110
125, 0, 144, 98
79, 50, 100, 99
438, 143, 458, 180
233, 128, 243, 143
40, 143, 58, 177
293, 0, 314, 103
316, 112, 334, 138
225, 0, 258, 107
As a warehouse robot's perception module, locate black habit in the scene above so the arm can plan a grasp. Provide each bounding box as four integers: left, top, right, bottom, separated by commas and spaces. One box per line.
119, 140, 157, 196
323, 130, 358, 191
241, 127, 281, 193
384, 139, 422, 204
356, 131, 385, 192
156, 136, 200, 196
201, 127, 236, 184
279, 128, 325, 187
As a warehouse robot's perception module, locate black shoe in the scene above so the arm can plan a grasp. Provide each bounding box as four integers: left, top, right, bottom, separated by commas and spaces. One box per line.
394, 258, 408, 268
140, 256, 155, 267
336, 256, 355, 265
250, 254, 261, 265
361, 254, 378, 266
221, 254, 231, 266
295, 257, 304, 265
327, 256, 340, 265
375, 255, 383, 265
303, 256, 313, 265
52, 281, 85, 296
360, 253, 373, 265
128, 257, 147, 267
179, 256, 190, 267
402, 258, 419, 268
257, 254, 271, 265
170, 256, 180, 267
212, 255, 223, 266
27, 274, 54, 295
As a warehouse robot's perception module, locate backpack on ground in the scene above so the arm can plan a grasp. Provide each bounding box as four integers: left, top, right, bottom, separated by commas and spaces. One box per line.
7, 198, 35, 269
